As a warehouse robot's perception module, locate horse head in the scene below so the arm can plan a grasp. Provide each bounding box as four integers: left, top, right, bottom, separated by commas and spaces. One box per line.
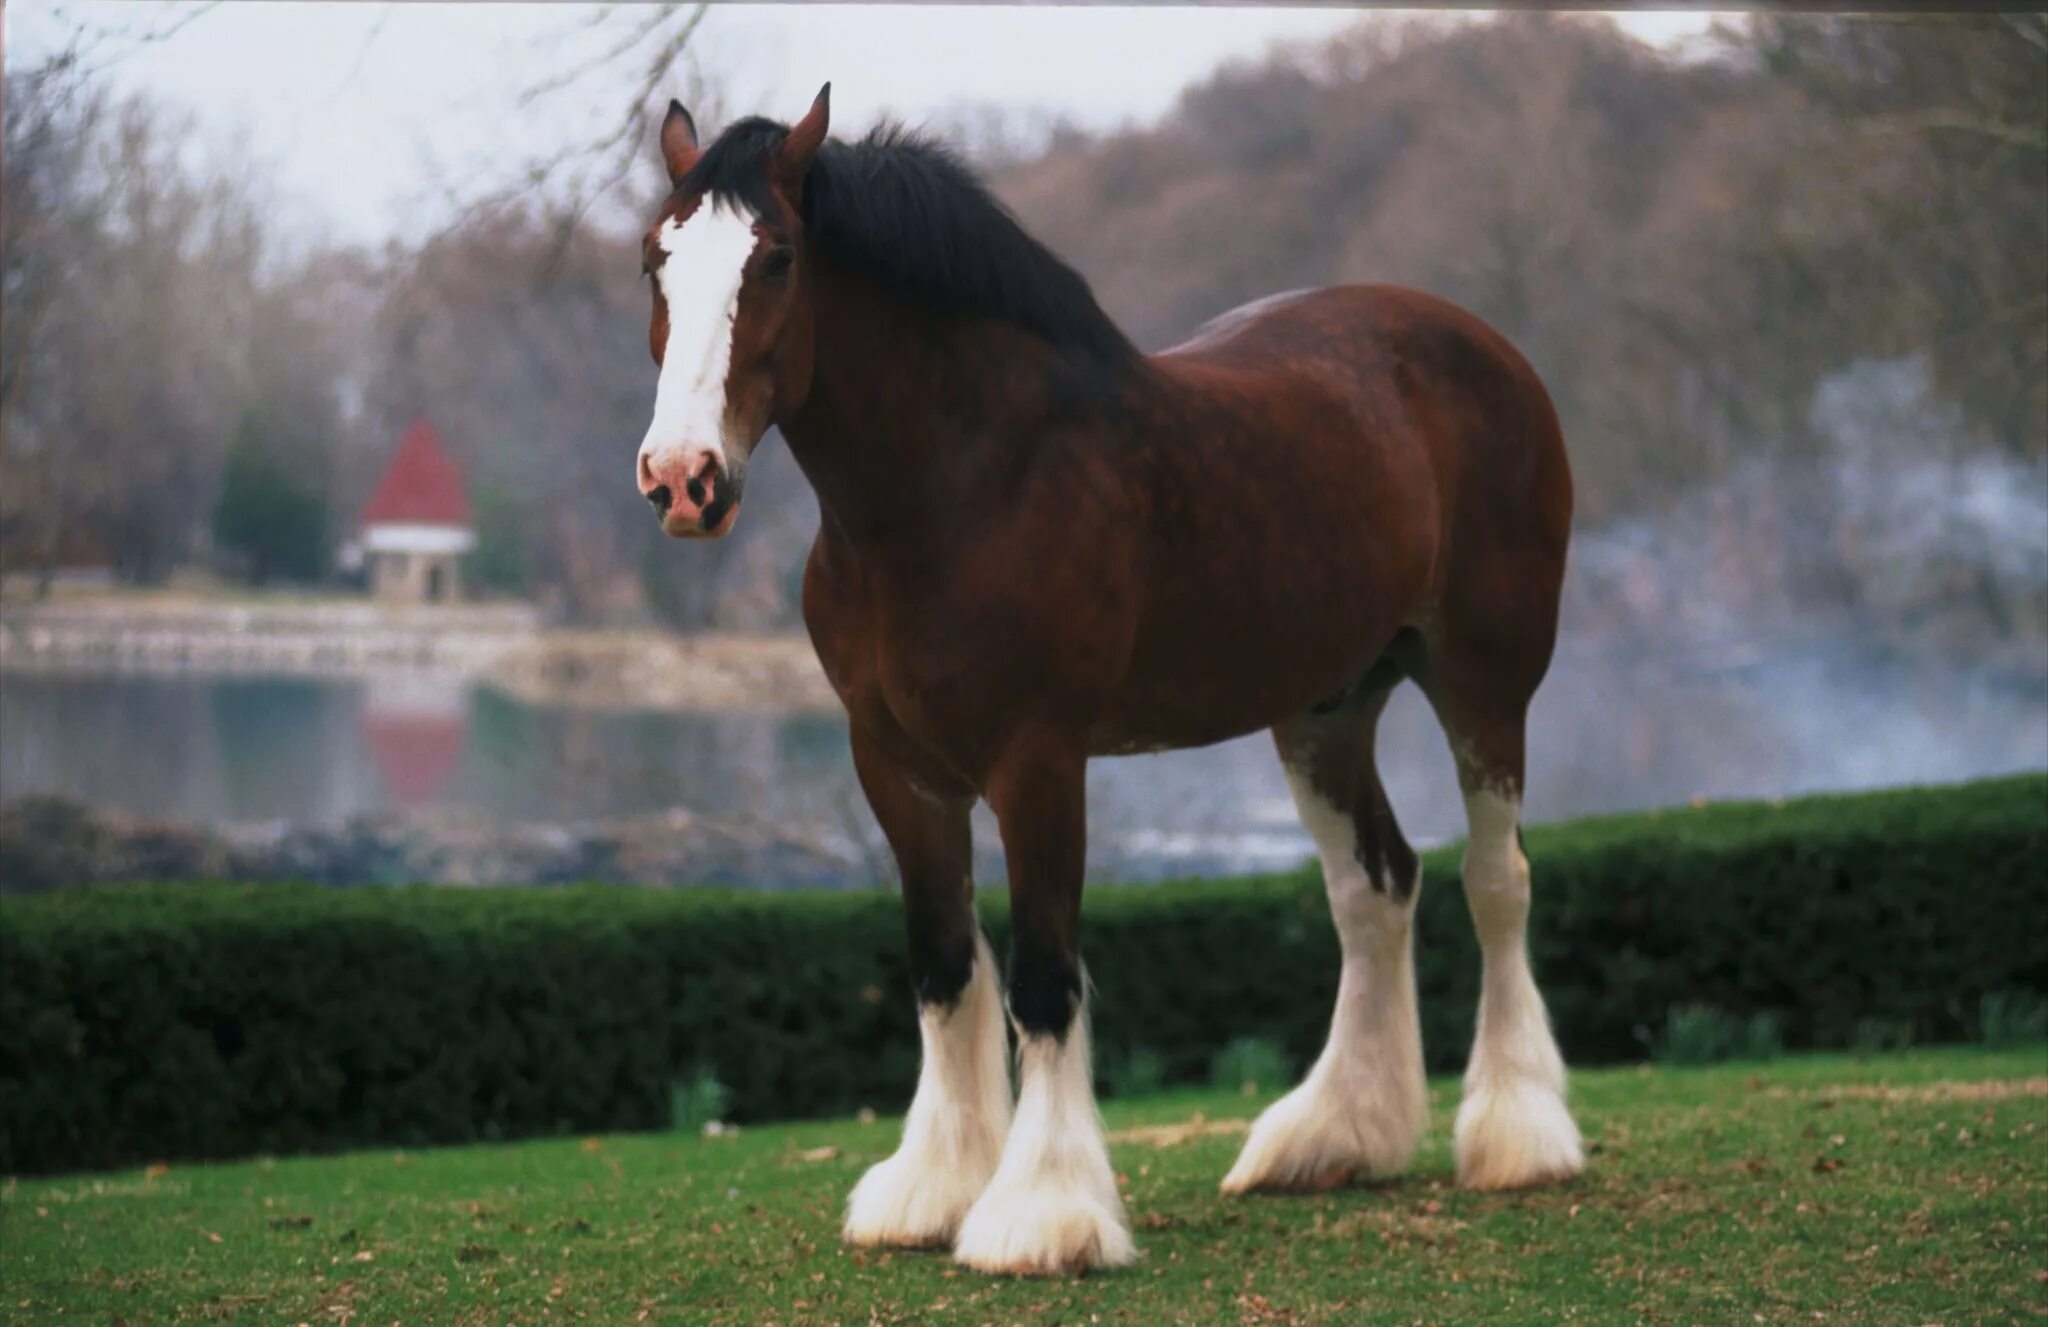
635, 86, 830, 538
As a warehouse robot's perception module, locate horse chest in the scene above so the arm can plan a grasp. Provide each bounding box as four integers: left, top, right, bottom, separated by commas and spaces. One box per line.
806, 566, 1040, 785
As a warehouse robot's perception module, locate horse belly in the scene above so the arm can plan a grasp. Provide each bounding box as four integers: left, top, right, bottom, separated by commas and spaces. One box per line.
1097, 432, 1433, 757
1092, 540, 1415, 754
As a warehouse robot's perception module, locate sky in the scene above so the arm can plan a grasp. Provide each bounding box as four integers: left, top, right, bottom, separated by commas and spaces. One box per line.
8, 3, 1725, 247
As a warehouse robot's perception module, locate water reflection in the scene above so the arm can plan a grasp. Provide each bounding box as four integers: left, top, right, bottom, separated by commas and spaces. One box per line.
3, 639, 2043, 885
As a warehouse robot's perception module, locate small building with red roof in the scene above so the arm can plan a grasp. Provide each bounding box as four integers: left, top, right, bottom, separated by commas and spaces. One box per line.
358, 420, 474, 603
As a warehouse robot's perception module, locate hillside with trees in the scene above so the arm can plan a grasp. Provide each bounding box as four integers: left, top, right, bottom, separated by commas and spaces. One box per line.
4, 14, 2042, 667
998, 14, 2045, 518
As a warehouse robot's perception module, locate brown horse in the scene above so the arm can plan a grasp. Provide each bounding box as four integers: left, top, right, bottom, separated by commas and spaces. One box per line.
635, 89, 1583, 1276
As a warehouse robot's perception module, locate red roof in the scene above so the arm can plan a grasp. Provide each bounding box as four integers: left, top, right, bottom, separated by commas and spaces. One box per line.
362, 420, 471, 527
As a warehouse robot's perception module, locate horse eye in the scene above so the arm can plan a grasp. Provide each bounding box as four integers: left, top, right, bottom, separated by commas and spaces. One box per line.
761, 247, 795, 278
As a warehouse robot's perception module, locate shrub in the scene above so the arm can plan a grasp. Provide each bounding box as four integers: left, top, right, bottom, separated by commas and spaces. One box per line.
464, 483, 533, 598
670, 1070, 732, 1134
1102, 1046, 1168, 1099
1209, 1038, 1293, 1096
211, 413, 330, 585
1977, 990, 2048, 1047
1644, 1005, 1785, 1065
1743, 1012, 1786, 1063
1646, 1004, 1741, 1065
1, 774, 2042, 1176
1852, 1017, 1917, 1056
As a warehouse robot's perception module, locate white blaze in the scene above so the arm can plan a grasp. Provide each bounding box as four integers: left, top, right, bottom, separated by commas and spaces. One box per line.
638, 206, 760, 477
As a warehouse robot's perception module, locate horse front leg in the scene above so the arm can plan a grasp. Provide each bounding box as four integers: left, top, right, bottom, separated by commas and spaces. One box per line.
842, 726, 1012, 1250
953, 731, 1135, 1276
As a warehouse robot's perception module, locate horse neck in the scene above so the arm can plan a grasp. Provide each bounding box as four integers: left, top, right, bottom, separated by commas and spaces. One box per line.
778, 257, 1129, 547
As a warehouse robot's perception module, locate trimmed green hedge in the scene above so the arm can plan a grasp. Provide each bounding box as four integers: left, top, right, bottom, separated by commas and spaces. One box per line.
2, 775, 2043, 1176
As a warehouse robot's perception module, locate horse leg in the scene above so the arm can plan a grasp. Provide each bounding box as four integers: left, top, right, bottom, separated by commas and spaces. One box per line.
1423, 678, 1584, 1190
842, 726, 1012, 1249
953, 732, 1135, 1275
1222, 678, 1428, 1193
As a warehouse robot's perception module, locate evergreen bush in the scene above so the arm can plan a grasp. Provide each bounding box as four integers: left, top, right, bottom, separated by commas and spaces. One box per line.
2, 775, 2041, 1176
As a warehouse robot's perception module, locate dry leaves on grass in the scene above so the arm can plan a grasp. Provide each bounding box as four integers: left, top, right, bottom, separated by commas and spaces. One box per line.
1771, 1077, 2048, 1106
1236, 1293, 1311, 1325
1107, 1113, 1251, 1149
1317, 1203, 1470, 1250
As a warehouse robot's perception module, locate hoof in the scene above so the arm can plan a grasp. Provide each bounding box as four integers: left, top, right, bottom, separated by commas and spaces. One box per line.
952, 1177, 1136, 1277
1221, 1070, 1424, 1196
1454, 1077, 1583, 1191
843, 1144, 996, 1249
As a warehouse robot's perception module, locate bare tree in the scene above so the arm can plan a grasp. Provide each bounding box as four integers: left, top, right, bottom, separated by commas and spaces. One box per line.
422, 3, 713, 260
3, 50, 109, 589
3, 54, 353, 588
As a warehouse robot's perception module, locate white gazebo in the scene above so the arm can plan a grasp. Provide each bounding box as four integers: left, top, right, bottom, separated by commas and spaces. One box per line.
357, 420, 475, 604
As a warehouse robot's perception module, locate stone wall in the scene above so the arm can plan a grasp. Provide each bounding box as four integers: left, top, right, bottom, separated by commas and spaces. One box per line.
0, 597, 540, 676
0, 796, 868, 892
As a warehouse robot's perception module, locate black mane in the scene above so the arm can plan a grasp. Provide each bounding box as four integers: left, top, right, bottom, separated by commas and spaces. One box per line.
682, 118, 1137, 369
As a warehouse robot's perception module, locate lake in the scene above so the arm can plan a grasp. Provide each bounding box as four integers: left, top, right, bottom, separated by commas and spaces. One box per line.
4, 635, 2041, 886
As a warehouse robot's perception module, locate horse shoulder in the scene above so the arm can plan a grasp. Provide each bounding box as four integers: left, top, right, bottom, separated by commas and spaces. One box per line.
800, 530, 881, 715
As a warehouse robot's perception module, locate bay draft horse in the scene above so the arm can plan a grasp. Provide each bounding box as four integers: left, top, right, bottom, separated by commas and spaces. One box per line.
634, 88, 1583, 1275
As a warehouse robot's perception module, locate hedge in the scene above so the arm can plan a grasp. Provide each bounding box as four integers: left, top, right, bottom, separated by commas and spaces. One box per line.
2, 774, 2042, 1176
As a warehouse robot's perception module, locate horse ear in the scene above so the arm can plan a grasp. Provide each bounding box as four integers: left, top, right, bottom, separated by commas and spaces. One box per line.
774, 83, 831, 188
660, 100, 700, 187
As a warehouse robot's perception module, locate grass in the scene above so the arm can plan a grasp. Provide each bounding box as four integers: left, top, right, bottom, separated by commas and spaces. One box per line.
3, 1047, 2042, 1326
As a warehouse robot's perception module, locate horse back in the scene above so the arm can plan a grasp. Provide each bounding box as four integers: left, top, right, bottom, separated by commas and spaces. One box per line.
1088, 284, 1572, 748
1156, 282, 1572, 599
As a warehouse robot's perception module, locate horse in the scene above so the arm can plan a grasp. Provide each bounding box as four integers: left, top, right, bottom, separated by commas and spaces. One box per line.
632, 87, 1583, 1276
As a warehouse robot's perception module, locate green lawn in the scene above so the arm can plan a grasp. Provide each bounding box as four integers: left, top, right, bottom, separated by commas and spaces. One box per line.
4, 1046, 2042, 1325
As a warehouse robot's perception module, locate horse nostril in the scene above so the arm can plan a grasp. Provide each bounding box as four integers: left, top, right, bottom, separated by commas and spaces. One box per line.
647, 484, 673, 514
685, 476, 708, 508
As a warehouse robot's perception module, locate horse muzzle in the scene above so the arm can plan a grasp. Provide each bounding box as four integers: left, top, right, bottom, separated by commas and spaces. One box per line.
639, 448, 742, 539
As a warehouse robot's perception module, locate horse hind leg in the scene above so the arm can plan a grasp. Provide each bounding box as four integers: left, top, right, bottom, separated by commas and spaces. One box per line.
1426, 674, 1584, 1191
1222, 679, 1428, 1194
